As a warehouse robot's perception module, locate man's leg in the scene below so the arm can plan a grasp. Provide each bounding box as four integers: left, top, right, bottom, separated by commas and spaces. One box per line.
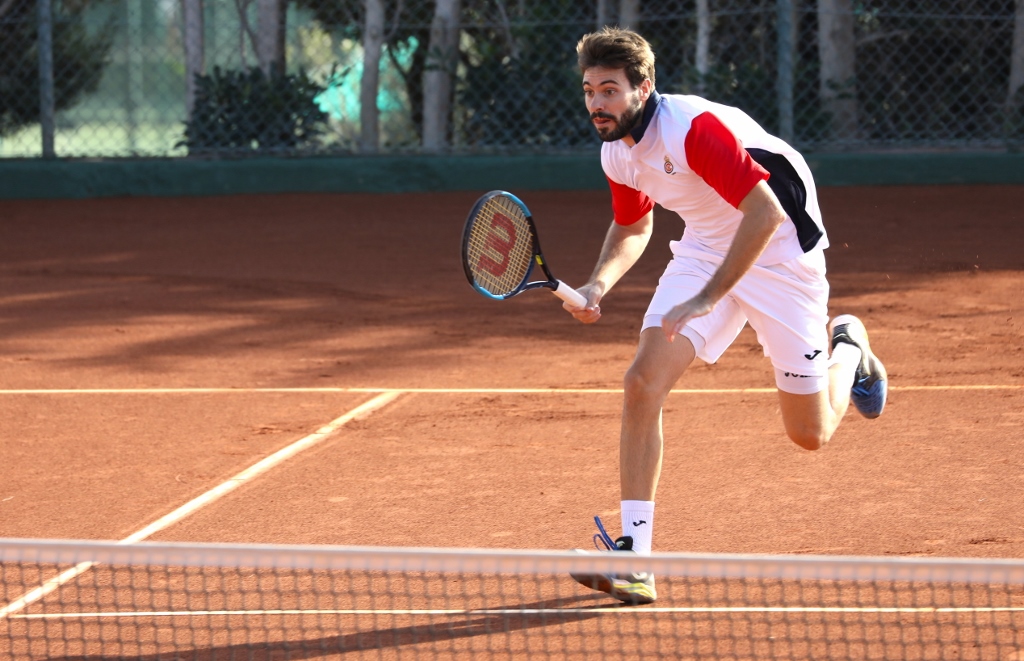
777, 316, 885, 451
777, 357, 856, 450
568, 327, 695, 604
621, 327, 697, 500
618, 326, 697, 556
572, 258, 739, 602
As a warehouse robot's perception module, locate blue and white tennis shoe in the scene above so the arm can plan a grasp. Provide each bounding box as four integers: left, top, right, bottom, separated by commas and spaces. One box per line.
830, 314, 888, 418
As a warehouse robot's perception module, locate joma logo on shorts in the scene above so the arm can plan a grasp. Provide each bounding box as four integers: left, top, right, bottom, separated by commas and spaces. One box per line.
784, 372, 812, 378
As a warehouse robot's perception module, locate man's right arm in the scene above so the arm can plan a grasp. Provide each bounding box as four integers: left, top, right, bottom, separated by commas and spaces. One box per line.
566, 209, 654, 324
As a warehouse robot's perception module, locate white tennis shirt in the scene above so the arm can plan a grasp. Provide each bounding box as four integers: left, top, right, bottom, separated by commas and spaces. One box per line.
602, 92, 828, 266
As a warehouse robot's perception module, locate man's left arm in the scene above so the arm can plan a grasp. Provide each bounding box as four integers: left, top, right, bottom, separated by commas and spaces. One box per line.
660, 180, 786, 340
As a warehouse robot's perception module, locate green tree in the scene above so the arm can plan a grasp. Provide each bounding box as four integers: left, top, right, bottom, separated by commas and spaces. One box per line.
0, 0, 112, 137
179, 66, 329, 155
850, 0, 1014, 144
293, 0, 432, 141
457, 0, 595, 149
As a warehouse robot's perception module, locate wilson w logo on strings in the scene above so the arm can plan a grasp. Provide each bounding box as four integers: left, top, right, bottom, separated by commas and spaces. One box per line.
477, 212, 517, 277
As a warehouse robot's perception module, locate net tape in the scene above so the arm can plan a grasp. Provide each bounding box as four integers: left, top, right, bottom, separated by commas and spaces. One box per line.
2, 539, 1023, 660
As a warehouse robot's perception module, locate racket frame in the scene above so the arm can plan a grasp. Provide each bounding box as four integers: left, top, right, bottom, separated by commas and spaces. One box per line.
461, 191, 586, 308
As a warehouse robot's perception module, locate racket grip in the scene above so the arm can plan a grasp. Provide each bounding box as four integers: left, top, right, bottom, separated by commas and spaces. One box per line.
552, 281, 588, 309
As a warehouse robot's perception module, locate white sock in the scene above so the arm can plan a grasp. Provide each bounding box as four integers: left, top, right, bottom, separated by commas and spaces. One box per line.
827, 343, 860, 390
829, 342, 862, 368
621, 500, 655, 555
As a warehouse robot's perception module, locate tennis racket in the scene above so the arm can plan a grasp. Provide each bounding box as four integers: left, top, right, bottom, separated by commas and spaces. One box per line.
461, 190, 587, 308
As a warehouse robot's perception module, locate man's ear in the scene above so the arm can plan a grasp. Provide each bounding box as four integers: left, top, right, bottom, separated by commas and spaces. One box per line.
640, 78, 653, 100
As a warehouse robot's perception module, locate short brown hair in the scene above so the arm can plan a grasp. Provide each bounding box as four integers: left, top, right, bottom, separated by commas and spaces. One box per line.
576, 27, 656, 89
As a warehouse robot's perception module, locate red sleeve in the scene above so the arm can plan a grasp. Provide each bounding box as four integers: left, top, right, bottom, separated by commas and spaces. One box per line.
607, 176, 655, 226
684, 112, 769, 208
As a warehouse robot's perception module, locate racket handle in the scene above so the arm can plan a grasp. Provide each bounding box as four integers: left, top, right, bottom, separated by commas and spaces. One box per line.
552, 281, 588, 309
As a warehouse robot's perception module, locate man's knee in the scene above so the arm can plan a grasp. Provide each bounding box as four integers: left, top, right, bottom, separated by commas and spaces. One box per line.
623, 362, 674, 406
778, 390, 837, 451
787, 427, 828, 451
624, 329, 696, 409
784, 412, 841, 450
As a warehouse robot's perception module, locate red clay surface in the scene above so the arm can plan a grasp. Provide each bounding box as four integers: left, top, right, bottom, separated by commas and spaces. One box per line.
0, 186, 1022, 658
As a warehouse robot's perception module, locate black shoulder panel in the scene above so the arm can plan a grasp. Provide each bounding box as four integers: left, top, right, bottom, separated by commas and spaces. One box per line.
746, 148, 823, 253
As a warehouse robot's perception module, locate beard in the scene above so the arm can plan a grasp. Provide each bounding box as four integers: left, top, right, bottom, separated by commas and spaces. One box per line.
591, 94, 644, 142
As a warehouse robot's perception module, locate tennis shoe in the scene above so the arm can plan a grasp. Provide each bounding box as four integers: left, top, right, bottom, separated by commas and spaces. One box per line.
569, 516, 657, 605
830, 314, 888, 418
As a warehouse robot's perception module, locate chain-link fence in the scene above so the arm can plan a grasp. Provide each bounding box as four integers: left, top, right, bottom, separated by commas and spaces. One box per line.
2, 0, 1023, 158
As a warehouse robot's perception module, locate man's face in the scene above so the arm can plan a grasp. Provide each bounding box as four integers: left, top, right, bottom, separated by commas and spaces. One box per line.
582, 66, 648, 143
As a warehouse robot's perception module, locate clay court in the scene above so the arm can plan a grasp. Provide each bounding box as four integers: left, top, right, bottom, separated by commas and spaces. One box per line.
0, 184, 1022, 658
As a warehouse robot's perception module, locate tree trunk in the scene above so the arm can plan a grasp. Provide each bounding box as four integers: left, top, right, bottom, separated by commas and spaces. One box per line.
695, 0, 709, 93
818, 0, 856, 141
619, 0, 639, 30
181, 0, 204, 116
37, 0, 55, 158
422, 0, 461, 151
126, 0, 145, 152
1011, 0, 1024, 103
257, 0, 285, 76
360, 0, 385, 152
776, 0, 796, 142
596, 0, 612, 30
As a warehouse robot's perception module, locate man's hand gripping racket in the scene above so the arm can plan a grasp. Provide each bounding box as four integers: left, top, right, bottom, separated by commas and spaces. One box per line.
461, 191, 587, 309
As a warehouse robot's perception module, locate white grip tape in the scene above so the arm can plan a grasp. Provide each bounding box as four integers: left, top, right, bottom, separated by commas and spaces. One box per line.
552, 281, 588, 309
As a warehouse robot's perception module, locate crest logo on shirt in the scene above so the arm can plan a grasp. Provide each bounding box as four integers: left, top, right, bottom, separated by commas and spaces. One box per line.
663, 155, 676, 175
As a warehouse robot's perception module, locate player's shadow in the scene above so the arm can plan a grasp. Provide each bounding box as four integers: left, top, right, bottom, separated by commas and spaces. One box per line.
48, 595, 629, 660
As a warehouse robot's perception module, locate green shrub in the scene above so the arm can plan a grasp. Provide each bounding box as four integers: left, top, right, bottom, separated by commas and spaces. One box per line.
180, 66, 329, 155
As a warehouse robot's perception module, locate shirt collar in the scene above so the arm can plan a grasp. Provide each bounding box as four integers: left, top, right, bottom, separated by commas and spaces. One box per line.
629, 90, 661, 144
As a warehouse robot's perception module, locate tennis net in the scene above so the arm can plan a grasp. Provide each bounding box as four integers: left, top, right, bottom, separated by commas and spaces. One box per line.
1, 538, 1022, 660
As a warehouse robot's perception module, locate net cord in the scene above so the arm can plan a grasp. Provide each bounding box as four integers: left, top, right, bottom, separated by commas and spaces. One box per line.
2, 539, 1022, 586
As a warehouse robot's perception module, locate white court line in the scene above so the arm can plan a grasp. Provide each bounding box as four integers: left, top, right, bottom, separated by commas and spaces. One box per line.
10, 606, 1024, 619
0, 391, 402, 619
0, 385, 1020, 394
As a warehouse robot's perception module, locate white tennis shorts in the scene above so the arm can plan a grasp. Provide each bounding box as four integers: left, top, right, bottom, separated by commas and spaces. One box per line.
641, 248, 830, 395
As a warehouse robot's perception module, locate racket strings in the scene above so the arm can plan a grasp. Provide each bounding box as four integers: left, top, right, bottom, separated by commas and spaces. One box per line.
465, 196, 535, 297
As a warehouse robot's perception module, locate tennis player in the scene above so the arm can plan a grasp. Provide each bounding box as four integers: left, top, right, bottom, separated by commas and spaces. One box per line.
566, 28, 888, 605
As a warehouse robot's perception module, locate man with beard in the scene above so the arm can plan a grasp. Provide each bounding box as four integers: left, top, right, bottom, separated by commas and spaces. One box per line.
564, 28, 888, 605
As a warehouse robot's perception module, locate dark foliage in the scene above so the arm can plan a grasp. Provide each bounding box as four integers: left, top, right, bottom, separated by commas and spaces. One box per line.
854, 3, 1015, 144
0, 0, 111, 137
179, 66, 329, 155
458, 0, 595, 149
